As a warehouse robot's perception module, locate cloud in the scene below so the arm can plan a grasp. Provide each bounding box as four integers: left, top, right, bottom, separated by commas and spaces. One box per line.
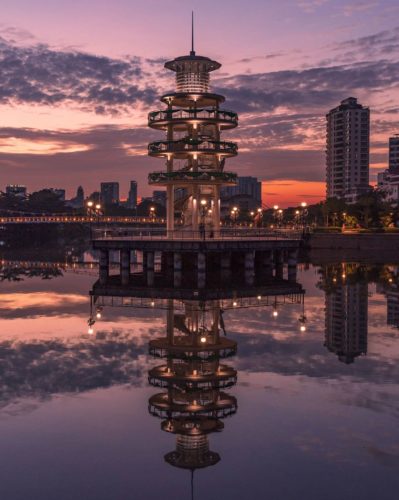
216, 60, 399, 114
296, 0, 329, 13
0, 37, 158, 115
333, 26, 399, 60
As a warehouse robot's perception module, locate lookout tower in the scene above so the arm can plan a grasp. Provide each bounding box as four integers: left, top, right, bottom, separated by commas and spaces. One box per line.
148, 18, 238, 236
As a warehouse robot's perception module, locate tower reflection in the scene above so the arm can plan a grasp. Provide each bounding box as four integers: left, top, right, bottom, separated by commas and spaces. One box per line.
148, 298, 237, 472
89, 267, 305, 487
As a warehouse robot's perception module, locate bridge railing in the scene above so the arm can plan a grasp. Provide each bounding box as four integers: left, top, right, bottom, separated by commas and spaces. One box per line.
92, 227, 303, 241
0, 215, 166, 224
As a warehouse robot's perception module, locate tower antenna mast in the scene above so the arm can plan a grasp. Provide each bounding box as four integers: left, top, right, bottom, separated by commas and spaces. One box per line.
190, 11, 195, 55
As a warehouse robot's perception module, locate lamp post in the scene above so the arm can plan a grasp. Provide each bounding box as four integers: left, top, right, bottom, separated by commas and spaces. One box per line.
300, 202, 308, 228
149, 206, 156, 223
273, 205, 279, 227
230, 206, 239, 232
86, 200, 94, 218
199, 199, 207, 239
257, 207, 263, 228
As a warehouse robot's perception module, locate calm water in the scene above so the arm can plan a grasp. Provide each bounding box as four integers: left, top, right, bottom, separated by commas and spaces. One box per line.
0, 258, 399, 500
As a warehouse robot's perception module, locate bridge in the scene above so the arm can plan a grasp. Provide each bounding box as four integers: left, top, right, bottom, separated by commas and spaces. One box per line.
0, 215, 166, 225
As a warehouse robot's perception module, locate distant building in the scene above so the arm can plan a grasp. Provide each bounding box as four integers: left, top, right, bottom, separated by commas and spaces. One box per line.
221, 176, 262, 205
324, 282, 368, 364
389, 135, 399, 173
326, 97, 370, 203
49, 188, 66, 201
100, 182, 119, 206
5, 185, 27, 198
127, 181, 138, 209
152, 190, 167, 207
66, 185, 84, 209
377, 169, 399, 203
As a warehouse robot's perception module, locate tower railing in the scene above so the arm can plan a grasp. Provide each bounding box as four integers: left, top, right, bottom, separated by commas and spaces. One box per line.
148, 109, 238, 126
148, 139, 238, 156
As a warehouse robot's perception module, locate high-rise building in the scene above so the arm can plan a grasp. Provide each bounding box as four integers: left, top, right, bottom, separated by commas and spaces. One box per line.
326, 97, 370, 203
389, 134, 399, 173
5, 185, 27, 198
127, 181, 137, 209
100, 182, 119, 206
377, 135, 399, 203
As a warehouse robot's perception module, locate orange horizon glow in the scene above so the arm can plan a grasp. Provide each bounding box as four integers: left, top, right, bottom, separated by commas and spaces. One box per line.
262, 180, 325, 208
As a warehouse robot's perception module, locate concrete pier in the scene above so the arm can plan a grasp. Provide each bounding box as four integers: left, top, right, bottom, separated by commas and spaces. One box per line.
287, 249, 298, 282
120, 249, 130, 285
99, 249, 109, 285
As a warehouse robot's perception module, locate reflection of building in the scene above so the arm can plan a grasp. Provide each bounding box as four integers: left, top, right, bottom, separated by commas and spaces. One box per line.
149, 298, 237, 475
324, 282, 368, 363
100, 182, 119, 206
89, 263, 305, 489
326, 97, 370, 203
386, 289, 399, 328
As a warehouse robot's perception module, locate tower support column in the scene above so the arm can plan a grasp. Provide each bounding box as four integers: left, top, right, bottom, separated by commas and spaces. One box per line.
167, 185, 174, 235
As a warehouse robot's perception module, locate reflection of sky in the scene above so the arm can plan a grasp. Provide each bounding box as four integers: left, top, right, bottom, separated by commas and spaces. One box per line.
1, 265, 399, 499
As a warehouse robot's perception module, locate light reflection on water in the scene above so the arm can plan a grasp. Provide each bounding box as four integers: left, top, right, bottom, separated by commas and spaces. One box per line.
0, 259, 398, 500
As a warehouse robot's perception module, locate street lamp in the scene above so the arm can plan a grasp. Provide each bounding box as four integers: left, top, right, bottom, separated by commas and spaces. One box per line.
199, 199, 208, 239
230, 206, 239, 227
299, 202, 308, 228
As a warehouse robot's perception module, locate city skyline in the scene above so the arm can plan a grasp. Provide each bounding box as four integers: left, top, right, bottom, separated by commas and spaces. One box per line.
1, 1, 399, 206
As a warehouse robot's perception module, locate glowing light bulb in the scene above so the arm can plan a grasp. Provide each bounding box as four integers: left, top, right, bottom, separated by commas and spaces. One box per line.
300, 325, 306, 332
88, 327, 94, 335
200, 336, 207, 343
96, 312, 102, 319
273, 310, 278, 318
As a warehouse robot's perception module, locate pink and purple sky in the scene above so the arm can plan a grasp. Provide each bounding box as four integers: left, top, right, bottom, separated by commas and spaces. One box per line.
0, 0, 399, 206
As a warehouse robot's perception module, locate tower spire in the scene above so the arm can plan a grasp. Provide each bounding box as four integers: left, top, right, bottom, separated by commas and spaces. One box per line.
190, 11, 195, 56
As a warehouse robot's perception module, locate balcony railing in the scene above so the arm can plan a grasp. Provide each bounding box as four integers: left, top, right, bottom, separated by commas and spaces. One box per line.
148, 139, 238, 156
148, 108, 238, 126
148, 170, 237, 184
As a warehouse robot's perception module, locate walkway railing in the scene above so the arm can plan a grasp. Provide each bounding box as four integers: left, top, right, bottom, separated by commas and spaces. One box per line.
0, 215, 166, 225
92, 227, 303, 241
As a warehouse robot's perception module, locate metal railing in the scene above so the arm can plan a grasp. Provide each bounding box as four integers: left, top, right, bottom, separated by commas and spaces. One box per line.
0, 215, 166, 225
148, 170, 237, 184
92, 227, 303, 241
148, 108, 238, 125
148, 139, 238, 156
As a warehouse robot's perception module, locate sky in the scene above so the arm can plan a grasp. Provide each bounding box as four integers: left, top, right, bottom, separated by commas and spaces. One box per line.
0, 0, 399, 207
